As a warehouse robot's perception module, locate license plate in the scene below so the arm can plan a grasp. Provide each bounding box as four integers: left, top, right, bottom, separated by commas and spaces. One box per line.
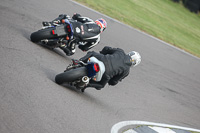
86, 62, 97, 78
55, 25, 68, 36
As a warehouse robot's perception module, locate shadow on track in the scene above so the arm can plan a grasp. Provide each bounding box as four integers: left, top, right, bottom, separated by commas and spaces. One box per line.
41, 65, 114, 110
35, 42, 68, 58
40, 66, 58, 82
58, 83, 113, 109
21, 28, 70, 59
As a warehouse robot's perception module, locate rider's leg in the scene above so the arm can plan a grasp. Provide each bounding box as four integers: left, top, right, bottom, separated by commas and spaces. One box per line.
59, 39, 77, 56
56, 39, 74, 56
66, 39, 77, 56
42, 14, 67, 26
68, 42, 76, 55
59, 46, 75, 56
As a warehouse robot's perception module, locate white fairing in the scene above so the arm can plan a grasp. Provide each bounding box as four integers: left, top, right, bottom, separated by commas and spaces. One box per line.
88, 57, 105, 82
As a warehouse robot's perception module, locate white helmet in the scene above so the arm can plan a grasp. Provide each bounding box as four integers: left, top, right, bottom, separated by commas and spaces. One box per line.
127, 51, 141, 67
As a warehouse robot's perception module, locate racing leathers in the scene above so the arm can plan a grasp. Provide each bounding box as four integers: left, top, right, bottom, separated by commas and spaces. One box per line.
80, 46, 132, 90
43, 13, 101, 55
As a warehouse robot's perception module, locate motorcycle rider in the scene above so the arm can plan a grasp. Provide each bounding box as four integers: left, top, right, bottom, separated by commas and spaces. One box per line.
77, 46, 141, 92
42, 13, 107, 56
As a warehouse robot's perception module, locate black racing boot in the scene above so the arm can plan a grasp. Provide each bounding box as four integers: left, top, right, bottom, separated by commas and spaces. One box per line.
42, 14, 68, 27
81, 87, 86, 92
58, 38, 76, 56
42, 20, 61, 26
52, 14, 67, 22
65, 42, 76, 56
60, 46, 73, 56
42, 21, 54, 26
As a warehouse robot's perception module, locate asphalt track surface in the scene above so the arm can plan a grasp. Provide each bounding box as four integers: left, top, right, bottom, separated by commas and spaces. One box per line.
0, 0, 200, 133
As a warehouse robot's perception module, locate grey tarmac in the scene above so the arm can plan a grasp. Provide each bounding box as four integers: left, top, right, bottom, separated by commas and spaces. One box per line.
0, 0, 200, 133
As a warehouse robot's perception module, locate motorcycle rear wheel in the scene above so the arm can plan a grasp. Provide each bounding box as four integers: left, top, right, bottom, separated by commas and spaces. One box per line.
55, 67, 87, 85
30, 27, 57, 42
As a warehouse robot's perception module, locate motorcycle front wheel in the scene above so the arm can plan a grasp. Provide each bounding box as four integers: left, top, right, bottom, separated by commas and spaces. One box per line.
30, 27, 57, 42
55, 67, 88, 85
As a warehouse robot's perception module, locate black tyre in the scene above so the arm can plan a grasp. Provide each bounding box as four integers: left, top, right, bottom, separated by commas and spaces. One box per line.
55, 67, 88, 85
30, 27, 57, 42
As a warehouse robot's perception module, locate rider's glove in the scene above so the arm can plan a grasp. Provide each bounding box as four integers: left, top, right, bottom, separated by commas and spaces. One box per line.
72, 13, 81, 20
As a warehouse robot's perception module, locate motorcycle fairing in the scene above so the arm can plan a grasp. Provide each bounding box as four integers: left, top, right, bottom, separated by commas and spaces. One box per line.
88, 57, 105, 82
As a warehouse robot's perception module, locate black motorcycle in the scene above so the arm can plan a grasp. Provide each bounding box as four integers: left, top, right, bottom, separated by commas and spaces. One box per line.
55, 57, 105, 92
30, 19, 73, 49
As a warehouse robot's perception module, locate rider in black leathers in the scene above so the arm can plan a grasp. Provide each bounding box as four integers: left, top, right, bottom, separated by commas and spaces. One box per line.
79, 46, 141, 91
42, 13, 107, 55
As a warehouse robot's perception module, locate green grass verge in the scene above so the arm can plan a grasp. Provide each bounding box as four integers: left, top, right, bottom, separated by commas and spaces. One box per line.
74, 0, 200, 57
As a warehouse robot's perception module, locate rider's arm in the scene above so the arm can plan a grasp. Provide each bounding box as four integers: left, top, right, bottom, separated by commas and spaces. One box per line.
79, 51, 98, 63
100, 46, 124, 55
78, 36, 100, 51
108, 70, 130, 86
